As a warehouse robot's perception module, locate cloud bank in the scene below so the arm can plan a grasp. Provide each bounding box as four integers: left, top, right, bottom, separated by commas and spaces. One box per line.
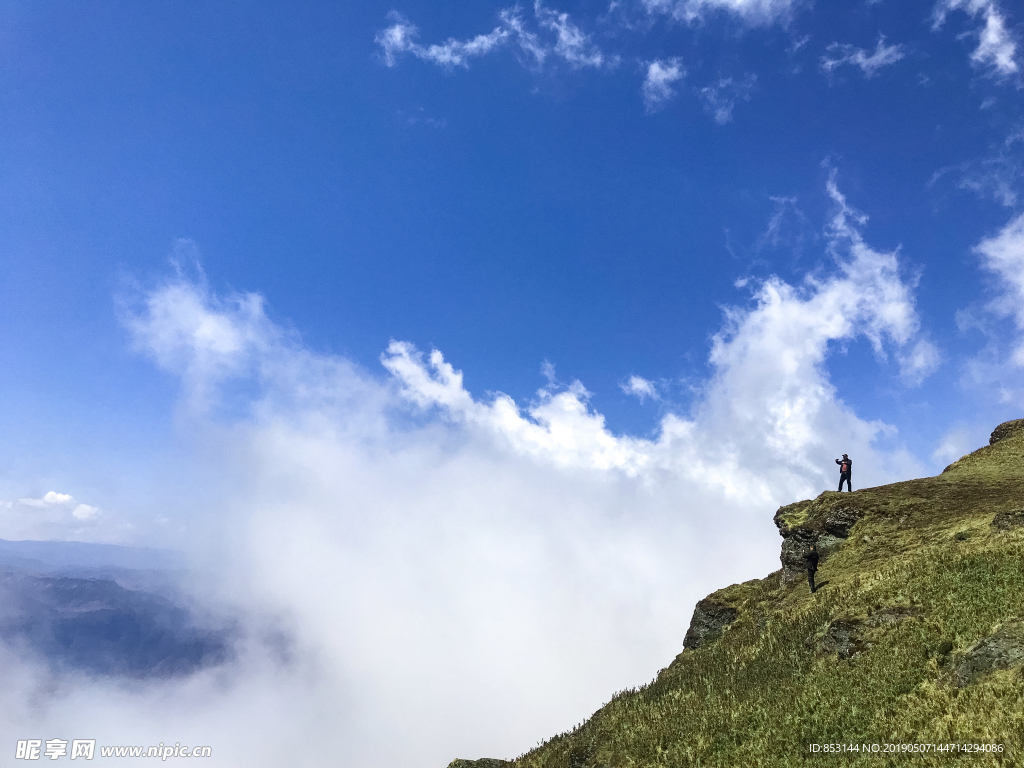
3, 183, 937, 767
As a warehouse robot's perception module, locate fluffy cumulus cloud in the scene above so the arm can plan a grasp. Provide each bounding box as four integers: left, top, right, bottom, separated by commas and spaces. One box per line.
933, 0, 1019, 76
376, 3, 607, 71
641, 0, 799, 25
641, 58, 685, 111
821, 36, 907, 78
2, 182, 941, 767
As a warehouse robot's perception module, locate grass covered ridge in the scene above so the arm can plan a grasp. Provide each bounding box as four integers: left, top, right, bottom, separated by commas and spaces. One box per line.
450, 420, 1024, 768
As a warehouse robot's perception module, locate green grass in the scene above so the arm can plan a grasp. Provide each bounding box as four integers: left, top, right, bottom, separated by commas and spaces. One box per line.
454, 421, 1024, 768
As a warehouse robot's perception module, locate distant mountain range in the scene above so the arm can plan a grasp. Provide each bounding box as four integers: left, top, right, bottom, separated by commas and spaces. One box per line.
0, 537, 183, 573
0, 538, 232, 678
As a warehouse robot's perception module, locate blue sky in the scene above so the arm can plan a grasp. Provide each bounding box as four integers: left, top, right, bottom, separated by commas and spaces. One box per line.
1, 0, 1021, 476
2, 1, 1024, 765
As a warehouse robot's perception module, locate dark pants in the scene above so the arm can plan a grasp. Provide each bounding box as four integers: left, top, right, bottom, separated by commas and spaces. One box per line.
808, 569, 816, 592
838, 472, 851, 492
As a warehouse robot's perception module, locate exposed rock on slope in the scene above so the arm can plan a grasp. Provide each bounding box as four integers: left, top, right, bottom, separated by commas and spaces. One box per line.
682, 598, 738, 651
774, 498, 864, 583
955, 621, 1024, 688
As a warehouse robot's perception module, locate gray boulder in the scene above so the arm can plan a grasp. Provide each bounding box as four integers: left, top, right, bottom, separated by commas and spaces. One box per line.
955, 621, 1024, 687
683, 598, 739, 651
991, 510, 1024, 531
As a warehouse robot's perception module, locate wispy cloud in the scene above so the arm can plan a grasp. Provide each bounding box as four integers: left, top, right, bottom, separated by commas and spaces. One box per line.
641, 0, 799, 26
933, 0, 1019, 76
930, 130, 1024, 208
974, 211, 1024, 363
641, 58, 685, 111
756, 195, 815, 257
822, 35, 907, 78
698, 74, 756, 124
535, 3, 607, 68
376, 3, 609, 71
955, 209, 1024, 404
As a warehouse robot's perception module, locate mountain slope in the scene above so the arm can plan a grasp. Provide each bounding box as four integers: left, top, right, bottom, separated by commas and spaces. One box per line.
450, 420, 1024, 767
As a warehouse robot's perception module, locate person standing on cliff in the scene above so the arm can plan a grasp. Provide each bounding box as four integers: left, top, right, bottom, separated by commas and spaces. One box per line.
836, 453, 852, 492
805, 544, 819, 593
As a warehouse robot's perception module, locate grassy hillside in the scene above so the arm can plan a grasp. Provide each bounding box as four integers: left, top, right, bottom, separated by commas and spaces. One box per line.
450, 420, 1024, 768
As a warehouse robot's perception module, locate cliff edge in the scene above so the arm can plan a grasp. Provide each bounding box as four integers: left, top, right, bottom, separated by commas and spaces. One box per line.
447, 420, 1024, 767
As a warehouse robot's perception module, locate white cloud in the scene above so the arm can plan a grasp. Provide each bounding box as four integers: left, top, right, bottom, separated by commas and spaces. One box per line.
822, 36, 907, 78
641, 0, 799, 26
973, 211, 1024, 363
641, 58, 685, 111
18, 491, 74, 507
534, 2, 607, 69
621, 375, 660, 402
375, 14, 419, 67
898, 339, 942, 385
2, 492, 108, 539
933, 0, 1019, 76
72, 504, 100, 521
375, 13, 511, 69
123, 271, 281, 412
375, 4, 607, 72
698, 74, 756, 124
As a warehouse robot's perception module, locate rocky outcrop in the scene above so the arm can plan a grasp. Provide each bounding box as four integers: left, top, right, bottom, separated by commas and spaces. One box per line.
955, 621, 1024, 687
989, 419, 1024, 445
823, 506, 863, 538
991, 510, 1024, 531
683, 598, 739, 651
778, 528, 818, 580
774, 499, 864, 583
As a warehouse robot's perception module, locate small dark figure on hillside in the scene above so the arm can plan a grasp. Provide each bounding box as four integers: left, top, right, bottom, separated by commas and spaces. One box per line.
836, 453, 852, 492
805, 544, 819, 593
